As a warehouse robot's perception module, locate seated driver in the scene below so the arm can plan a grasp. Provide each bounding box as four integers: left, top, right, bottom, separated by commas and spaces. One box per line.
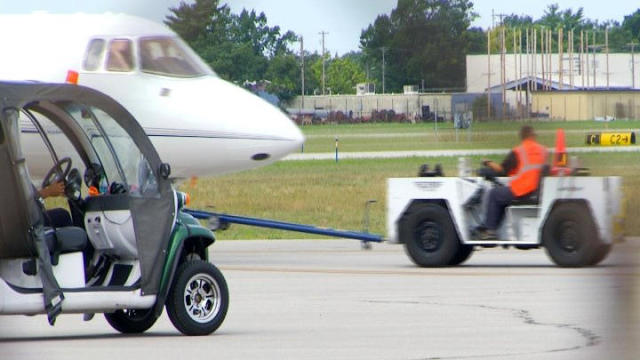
39, 181, 73, 228
478, 125, 548, 240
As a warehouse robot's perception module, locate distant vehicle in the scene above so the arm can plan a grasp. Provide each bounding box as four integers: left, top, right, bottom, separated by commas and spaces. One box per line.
0, 82, 228, 335
0, 13, 304, 180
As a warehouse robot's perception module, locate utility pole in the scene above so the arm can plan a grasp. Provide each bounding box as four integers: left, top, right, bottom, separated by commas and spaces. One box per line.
628, 42, 638, 88
541, 28, 545, 90
487, 27, 491, 119
581, 30, 585, 89
592, 30, 597, 88
586, 31, 590, 88
605, 27, 610, 89
526, 28, 531, 116
547, 28, 552, 90
569, 29, 574, 89
514, 28, 520, 117
533, 27, 537, 86
381, 47, 386, 94
558, 28, 563, 89
300, 36, 305, 111
319, 31, 328, 95
501, 25, 506, 119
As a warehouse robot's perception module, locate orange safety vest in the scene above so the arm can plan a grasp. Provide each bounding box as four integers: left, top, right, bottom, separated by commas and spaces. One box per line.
509, 139, 548, 197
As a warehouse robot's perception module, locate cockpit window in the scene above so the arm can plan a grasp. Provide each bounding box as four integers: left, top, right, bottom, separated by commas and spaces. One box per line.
83, 39, 106, 71
106, 39, 134, 72
139, 36, 213, 77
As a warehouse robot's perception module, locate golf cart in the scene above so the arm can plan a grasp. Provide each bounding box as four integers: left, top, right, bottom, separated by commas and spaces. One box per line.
387, 163, 624, 267
0, 82, 228, 335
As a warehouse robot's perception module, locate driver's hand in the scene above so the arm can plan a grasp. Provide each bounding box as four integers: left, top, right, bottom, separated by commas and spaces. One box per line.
40, 181, 65, 199
482, 159, 492, 166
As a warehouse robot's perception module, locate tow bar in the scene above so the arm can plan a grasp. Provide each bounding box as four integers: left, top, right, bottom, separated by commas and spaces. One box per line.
183, 209, 384, 246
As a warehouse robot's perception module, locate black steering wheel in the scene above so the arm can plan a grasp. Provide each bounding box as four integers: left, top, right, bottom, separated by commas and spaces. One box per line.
41, 157, 72, 189
476, 165, 504, 187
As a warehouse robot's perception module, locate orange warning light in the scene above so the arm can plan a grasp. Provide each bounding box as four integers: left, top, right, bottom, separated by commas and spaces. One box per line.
66, 70, 79, 85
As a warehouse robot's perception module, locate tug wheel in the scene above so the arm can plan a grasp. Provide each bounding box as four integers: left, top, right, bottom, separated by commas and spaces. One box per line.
449, 245, 474, 265
543, 203, 601, 267
402, 204, 461, 267
588, 244, 612, 266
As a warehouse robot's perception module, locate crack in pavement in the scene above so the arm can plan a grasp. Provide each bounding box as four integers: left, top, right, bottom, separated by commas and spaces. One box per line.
363, 299, 600, 359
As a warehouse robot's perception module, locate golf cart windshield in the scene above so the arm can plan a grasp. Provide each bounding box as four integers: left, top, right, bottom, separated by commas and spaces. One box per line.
61, 103, 157, 195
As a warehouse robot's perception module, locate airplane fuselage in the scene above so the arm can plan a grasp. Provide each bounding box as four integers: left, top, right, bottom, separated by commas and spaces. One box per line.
0, 13, 304, 179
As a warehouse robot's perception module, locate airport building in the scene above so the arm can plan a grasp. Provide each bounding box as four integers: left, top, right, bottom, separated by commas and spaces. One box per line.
285, 53, 640, 122
466, 53, 640, 93
532, 90, 640, 120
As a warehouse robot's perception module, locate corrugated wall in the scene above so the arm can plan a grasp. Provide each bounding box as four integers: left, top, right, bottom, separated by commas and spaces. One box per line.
533, 91, 640, 120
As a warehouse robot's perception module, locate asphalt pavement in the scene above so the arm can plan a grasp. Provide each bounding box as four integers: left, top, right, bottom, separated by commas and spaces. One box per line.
1, 238, 639, 359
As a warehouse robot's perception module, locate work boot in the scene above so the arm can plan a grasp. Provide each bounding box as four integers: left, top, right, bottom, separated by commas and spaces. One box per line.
477, 229, 498, 241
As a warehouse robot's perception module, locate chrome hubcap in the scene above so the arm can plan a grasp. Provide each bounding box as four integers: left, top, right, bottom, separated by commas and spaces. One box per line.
183, 273, 221, 323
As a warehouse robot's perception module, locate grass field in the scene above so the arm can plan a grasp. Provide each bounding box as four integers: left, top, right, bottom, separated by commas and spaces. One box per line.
299, 120, 640, 153
183, 152, 640, 240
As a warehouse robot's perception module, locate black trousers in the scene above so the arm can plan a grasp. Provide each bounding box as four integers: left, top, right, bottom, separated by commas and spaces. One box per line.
44, 208, 73, 228
484, 186, 515, 230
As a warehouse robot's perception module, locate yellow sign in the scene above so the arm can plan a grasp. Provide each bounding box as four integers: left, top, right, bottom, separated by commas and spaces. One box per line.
585, 132, 636, 146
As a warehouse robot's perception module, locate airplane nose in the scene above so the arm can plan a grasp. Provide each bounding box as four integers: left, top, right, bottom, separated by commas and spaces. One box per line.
207, 78, 305, 156
164, 77, 305, 174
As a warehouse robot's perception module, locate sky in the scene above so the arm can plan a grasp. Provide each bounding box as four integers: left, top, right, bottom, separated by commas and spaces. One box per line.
1, 0, 638, 55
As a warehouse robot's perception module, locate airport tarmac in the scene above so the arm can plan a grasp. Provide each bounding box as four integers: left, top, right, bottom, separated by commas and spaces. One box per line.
1, 238, 639, 359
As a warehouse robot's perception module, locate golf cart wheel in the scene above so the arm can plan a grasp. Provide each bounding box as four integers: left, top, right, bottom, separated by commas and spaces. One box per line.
402, 204, 460, 267
543, 203, 599, 267
166, 260, 229, 336
104, 308, 159, 334
449, 245, 474, 265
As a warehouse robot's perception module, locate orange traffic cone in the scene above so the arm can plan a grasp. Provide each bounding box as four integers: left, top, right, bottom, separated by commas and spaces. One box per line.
551, 128, 571, 175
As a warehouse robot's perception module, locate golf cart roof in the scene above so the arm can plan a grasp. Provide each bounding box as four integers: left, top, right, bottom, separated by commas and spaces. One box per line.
0, 81, 157, 160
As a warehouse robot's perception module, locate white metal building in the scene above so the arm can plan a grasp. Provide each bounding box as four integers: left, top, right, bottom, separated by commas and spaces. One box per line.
466, 53, 639, 93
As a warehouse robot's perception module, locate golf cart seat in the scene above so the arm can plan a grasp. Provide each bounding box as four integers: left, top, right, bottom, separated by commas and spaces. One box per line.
510, 164, 550, 206
44, 227, 88, 265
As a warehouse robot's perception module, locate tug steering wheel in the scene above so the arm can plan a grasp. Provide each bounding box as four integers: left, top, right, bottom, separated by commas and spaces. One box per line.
476, 164, 504, 187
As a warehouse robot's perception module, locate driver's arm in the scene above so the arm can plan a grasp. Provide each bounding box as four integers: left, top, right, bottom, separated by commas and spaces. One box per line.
483, 151, 517, 176
39, 181, 65, 199
483, 160, 504, 174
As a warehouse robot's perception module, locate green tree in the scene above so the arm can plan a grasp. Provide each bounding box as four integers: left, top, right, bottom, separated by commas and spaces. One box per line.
165, 1, 297, 86
360, 0, 476, 92
623, 9, 640, 41
265, 53, 300, 101
164, 0, 231, 44
165, 0, 301, 101
465, 27, 486, 55
326, 57, 367, 94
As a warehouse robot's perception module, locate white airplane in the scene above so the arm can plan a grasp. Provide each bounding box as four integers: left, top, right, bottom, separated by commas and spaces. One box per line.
0, 13, 304, 180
